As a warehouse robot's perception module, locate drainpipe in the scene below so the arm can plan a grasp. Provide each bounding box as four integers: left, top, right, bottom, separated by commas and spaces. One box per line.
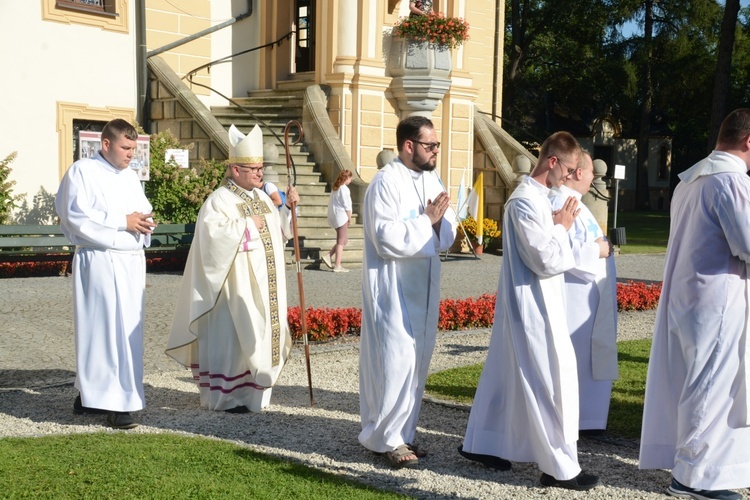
138, 0, 253, 132
491, 0, 501, 122
136, 0, 147, 130
147, 1, 253, 58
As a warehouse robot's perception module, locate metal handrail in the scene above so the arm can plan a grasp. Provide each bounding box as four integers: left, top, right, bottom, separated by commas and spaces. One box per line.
183, 30, 299, 178
184, 30, 295, 82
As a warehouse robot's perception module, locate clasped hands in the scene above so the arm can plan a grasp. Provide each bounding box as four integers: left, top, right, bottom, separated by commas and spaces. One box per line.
127, 212, 156, 235
425, 191, 451, 225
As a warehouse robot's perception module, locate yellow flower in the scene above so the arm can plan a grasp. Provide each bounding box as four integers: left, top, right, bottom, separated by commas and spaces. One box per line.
461, 216, 501, 247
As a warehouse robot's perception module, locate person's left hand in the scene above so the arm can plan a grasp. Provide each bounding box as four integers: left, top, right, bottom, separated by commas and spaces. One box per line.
286, 186, 299, 207
127, 212, 156, 235
425, 191, 451, 225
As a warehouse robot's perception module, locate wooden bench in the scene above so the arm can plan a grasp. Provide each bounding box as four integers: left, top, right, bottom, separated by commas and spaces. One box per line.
0, 224, 195, 273
0, 225, 75, 267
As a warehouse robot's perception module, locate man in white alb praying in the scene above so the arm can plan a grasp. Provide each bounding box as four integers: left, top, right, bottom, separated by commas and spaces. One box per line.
460, 131, 602, 491
359, 115, 456, 468
549, 151, 617, 434
166, 124, 298, 413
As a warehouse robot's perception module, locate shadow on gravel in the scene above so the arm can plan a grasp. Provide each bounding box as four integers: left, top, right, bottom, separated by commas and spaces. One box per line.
0, 376, 675, 498
0, 369, 75, 390
440, 343, 487, 356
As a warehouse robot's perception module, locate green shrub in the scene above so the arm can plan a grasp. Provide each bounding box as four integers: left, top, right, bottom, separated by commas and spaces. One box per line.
145, 131, 226, 224
0, 152, 24, 224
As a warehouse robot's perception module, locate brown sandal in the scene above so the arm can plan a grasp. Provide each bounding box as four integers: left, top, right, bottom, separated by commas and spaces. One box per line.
406, 443, 428, 458
386, 444, 419, 468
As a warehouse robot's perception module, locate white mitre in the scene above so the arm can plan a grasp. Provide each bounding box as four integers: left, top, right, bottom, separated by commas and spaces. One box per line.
227, 124, 263, 164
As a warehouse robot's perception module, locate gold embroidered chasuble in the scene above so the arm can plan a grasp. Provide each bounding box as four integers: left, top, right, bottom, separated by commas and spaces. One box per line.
225, 179, 283, 366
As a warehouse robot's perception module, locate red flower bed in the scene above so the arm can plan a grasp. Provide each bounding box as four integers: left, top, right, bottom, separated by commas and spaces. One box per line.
0, 259, 69, 278
0, 257, 662, 340
287, 283, 661, 340
0, 255, 187, 278
146, 255, 187, 273
438, 293, 496, 331
287, 306, 362, 341
616, 280, 662, 311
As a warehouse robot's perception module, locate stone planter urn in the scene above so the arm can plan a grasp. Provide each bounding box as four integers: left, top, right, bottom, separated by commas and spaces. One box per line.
389, 37, 452, 78
388, 37, 452, 117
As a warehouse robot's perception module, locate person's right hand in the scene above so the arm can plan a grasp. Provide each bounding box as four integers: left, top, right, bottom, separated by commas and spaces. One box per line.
126, 212, 156, 235
252, 215, 265, 232
425, 191, 450, 225
552, 196, 580, 231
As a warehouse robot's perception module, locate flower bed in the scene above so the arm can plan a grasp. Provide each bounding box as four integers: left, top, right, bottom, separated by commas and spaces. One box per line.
288, 282, 661, 341
0, 255, 187, 278
0, 259, 662, 341
0, 260, 69, 278
616, 280, 662, 311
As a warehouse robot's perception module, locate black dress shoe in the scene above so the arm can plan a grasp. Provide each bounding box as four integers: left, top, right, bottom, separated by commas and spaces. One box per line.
106, 412, 138, 430
73, 394, 108, 415
540, 471, 601, 490
225, 405, 249, 414
457, 445, 512, 471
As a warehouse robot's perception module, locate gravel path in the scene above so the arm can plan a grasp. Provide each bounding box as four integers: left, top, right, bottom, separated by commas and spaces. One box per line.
4, 253, 747, 498
1, 312, 710, 499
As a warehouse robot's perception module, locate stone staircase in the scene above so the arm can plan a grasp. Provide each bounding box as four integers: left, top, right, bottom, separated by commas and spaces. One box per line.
210, 76, 364, 268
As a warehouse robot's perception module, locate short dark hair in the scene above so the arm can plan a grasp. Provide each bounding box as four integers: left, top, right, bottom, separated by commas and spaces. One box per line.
396, 115, 434, 151
101, 118, 138, 143
717, 108, 750, 148
538, 131, 580, 161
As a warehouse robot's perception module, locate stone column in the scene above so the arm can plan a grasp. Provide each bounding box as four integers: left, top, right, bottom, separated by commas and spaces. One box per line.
263, 141, 281, 185
583, 159, 611, 236
512, 155, 531, 190
333, 0, 358, 72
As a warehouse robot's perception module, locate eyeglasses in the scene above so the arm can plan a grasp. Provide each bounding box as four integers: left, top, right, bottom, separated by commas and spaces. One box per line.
235, 165, 263, 173
412, 140, 441, 152
549, 156, 577, 177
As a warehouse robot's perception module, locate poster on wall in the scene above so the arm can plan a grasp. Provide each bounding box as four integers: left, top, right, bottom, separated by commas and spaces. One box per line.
165, 148, 190, 169
131, 135, 151, 181
79, 131, 102, 160
78, 131, 151, 181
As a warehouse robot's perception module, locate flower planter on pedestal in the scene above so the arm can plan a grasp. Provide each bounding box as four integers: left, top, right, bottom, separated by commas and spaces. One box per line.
471, 241, 483, 255
388, 37, 452, 117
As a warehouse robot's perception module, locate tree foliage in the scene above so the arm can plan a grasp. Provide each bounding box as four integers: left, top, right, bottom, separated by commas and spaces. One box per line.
503, 0, 750, 183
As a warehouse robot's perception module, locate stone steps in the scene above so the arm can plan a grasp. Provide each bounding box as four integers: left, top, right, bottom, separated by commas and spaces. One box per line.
210, 81, 364, 266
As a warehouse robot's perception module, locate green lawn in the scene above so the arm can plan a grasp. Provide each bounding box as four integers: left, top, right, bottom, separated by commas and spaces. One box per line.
425, 338, 651, 439
0, 433, 404, 499
609, 211, 669, 254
